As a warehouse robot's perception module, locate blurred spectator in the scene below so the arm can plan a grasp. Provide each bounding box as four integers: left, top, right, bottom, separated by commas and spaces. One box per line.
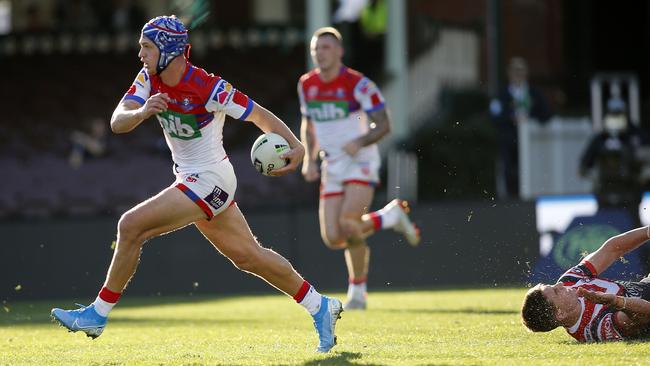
489, 57, 551, 199
333, 0, 367, 23
360, 0, 386, 37
25, 3, 47, 32
55, 0, 97, 31
358, 0, 386, 79
580, 84, 642, 212
68, 117, 109, 169
110, 0, 146, 31
332, 0, 386, 81
333, 0, 366, 69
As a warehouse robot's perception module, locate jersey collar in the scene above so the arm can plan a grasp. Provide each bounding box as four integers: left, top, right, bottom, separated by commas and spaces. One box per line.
317, 65, 346, 84
181, 61, 194, 83
566, 297, 585, 333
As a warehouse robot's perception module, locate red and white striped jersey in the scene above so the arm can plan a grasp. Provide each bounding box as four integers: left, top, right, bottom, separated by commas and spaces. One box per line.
123, 61, 253, 174
297, 66, 384, 162
559, 261, 626, 342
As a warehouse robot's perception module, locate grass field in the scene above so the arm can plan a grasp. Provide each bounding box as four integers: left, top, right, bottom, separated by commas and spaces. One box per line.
1, 288, 649, 365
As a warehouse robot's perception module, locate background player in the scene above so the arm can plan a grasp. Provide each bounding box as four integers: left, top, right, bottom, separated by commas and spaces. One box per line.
51, 15, 342, 353
297, 27, 420, 310
522, 226, 650, 341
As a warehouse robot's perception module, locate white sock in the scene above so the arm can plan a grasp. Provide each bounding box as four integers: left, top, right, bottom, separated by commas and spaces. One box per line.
299, 286, 323, 315
369, 201, 401, 230
92, 297, 116, 317
347, 282, 367, 302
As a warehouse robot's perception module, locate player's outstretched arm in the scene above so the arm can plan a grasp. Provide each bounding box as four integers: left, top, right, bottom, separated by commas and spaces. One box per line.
582, 226, 650, 275
343, 107, 392, 156
246, 102, 305, 176
110, 93, 170, 134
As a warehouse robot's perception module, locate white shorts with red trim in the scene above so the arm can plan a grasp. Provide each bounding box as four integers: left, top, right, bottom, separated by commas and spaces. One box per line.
174, 158, 237, 220
320, 153, 380, 198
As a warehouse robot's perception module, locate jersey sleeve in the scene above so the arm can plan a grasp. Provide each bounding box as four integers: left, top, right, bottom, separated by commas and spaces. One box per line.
121, 68, 151, 105
595, 312, 624, 341
558, 261, 598, 285
297, 80, 310, 118
353, 76, 385, 114
205, 78, 254, 121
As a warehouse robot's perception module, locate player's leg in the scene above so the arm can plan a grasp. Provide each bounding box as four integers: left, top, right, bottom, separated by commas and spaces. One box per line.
51, 186, 206, 338
319, 181, 372, 309
339, 183, 374, 310
318, 193, 347, 248
195, 204, 343, 352
196, 203, 304, 294
338, 155, 421, 245
105, 187, 206, 291
317, 156, 350, 248
360, 198, 421, 246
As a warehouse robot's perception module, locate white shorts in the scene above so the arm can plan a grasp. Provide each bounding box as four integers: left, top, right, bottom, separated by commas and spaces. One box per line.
174, 158, 237, 220
320, 154, 380, 199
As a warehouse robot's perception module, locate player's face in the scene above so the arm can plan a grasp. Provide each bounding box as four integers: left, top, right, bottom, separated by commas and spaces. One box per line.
541, 283, 579, 315
138, 36, 159, 75
311, 35, 343, 71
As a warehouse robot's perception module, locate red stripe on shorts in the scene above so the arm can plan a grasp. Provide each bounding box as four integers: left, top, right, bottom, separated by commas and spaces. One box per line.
176, 183, 214, 219
320, 191, 344, 199
343, 179, 377, 187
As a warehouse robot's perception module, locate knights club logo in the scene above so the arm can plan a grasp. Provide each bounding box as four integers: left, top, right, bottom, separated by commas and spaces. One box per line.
181, 97, 192, 111
307, 86, 318, 99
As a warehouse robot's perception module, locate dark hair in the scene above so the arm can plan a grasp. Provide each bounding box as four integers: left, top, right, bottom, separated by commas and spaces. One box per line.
521, 285, 560, 332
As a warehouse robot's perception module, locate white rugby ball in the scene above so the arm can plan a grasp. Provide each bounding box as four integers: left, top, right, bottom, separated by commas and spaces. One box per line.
250, 133, 290, 176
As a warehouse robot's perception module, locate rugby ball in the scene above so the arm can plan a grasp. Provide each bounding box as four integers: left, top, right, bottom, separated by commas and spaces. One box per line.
250, 133, 290, 176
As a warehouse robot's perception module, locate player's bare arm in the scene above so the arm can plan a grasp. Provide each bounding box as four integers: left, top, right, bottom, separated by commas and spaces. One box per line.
300, 116, 320, 182
111, 93, 170, 134
343, 107, 392, 156
578, 287, 650, 336
246, 101, 305, 176
582, 226, 650, 275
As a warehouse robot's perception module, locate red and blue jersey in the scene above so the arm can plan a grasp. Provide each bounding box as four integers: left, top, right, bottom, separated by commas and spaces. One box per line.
297, 66, 384, 161
123, 62, 254, 173
558, 261, 626, 342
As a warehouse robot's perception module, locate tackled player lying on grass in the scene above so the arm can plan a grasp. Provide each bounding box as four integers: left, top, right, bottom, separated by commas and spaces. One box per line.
522, 226, 650, 342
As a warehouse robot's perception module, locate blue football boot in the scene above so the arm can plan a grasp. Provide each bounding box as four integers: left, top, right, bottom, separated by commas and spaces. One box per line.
51, 304, 107, 339
312, 296, 343, 353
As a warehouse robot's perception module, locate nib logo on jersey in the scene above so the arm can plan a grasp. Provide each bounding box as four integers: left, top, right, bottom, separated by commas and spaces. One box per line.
157, 111, 202, 140
307, 101, 349, 122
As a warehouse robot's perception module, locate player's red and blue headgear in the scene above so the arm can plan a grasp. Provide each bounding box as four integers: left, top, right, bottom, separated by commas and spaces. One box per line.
142, 15, 189, 74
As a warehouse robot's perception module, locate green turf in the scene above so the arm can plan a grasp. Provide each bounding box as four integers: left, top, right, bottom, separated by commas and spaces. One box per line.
1, 288, 649, 365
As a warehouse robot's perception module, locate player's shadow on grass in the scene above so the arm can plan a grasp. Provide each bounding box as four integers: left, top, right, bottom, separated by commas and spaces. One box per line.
304, 351, 385, 366
378, 308, 518, 315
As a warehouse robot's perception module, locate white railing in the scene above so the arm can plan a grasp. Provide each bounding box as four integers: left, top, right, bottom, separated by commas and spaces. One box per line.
518, 117, 594, 199
383, 27, 480, 145
387, 149, 418, 202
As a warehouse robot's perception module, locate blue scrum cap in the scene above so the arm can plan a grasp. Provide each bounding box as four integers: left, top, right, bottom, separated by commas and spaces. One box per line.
141, 15, 189, 74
